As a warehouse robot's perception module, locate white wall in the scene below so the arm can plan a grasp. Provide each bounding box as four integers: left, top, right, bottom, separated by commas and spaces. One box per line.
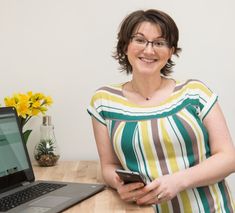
1, 0, 235, 194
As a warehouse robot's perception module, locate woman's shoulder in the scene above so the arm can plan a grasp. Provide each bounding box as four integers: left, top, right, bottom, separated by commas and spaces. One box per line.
173, 79, 217, 109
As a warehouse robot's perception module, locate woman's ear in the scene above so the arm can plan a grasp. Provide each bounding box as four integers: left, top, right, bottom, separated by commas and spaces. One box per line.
167, 47, 175, 60
170, 47, 175, 56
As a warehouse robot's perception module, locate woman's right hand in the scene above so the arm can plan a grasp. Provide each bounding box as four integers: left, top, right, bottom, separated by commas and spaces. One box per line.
115, 176, 145, 203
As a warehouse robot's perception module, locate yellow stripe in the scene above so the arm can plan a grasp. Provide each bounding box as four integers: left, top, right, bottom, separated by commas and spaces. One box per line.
211, 185, 221, 213
160, 202, 170, 212
187, 81, 212, 96
158, 80, 213, 107
160, 119, 179, 172
93, 91, 137, 107
139, 121, 159, 177
179, 191, 193, 212
158, 86, 188, 106
113, 122, 126, 166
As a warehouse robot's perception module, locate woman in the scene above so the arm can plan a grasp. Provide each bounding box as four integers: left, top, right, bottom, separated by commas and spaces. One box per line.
88, 9, 235, 212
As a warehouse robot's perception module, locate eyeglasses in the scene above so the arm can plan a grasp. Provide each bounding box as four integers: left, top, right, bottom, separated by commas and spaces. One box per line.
130, 35, 169, 50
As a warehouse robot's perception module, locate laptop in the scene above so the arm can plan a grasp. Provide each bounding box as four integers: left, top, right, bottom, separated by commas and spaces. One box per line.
0, 107, 106, 213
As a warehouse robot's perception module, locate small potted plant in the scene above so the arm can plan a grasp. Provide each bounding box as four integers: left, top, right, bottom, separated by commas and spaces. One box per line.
34, 139, 60, 167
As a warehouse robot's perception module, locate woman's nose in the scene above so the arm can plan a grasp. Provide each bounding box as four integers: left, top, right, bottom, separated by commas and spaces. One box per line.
143, 42, 155, 54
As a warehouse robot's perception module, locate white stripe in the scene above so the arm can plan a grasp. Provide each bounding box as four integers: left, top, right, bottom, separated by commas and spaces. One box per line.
87, 106, 106, 124
132, 126, 146, 176
167, 116, 190, 169
213, 183, 226, 212
191, 188, 205, 212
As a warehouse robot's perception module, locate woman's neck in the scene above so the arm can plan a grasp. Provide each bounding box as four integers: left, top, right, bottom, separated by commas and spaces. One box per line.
130, 75, 164, 101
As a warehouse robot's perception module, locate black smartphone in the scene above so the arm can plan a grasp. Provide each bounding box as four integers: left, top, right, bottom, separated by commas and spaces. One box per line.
115, 169, 147, 185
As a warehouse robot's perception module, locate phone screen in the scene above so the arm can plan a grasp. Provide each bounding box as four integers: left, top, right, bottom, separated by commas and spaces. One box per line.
115, 169, 146, 185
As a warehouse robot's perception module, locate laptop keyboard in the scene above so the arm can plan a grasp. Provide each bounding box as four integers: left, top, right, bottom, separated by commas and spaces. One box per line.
0, 182, 66, 212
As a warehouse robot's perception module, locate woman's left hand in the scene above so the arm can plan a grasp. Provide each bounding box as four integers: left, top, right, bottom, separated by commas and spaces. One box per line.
136, 173, 183, 205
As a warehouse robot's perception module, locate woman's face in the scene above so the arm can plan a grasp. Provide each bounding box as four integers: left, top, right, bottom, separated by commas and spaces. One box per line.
126, 21, 173, 76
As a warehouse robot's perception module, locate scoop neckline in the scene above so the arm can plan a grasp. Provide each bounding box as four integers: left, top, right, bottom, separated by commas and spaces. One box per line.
119, 78, 179, 108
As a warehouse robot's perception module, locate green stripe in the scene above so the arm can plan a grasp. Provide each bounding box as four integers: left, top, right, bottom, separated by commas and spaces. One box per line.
218, 181, 230, 212
136, 128, 151, 181
121, 122, 138, 171
199, 102, 204, 111
186, 105, 211, 158
197, 187, 211, 212
172, 114, 195, 167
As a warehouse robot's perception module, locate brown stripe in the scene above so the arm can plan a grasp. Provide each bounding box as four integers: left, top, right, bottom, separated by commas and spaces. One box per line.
171, 197, 181, 213
111, 120, 121, 142
110, 120, 124, 162
173, 79, 192, 92
176, 114, 199, 165
98, 86, 124, 97
204, 186, 215, 212
151, 118, 181, 212
151, 119, 168, 175
173, 79, 201, 92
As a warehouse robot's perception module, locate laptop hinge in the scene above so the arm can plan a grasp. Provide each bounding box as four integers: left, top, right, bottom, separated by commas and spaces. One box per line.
0, 182, 31, 194
21, 181, 31, 186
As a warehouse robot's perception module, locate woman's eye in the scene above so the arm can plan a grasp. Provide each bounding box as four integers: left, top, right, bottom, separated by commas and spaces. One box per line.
135, 38, 146, 44
154, 41, 164, 46
154, 41, 167, 47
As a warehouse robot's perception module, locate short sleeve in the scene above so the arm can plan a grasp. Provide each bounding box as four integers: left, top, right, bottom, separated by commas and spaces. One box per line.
195, 80, 218, 120
87, 89, 107, 126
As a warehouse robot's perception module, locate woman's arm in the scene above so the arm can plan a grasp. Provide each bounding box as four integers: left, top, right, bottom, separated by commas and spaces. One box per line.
137, 102, 235, 205
91, 117, 122, 189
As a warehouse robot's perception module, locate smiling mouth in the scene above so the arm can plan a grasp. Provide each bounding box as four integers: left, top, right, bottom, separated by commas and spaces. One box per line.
139, 57, 158, 63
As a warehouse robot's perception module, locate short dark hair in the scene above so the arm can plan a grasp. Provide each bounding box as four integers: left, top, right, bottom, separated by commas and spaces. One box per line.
113, 9, 181, 76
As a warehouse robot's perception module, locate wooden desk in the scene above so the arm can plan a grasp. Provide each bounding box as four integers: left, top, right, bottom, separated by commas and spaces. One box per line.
33, 161, 154, 213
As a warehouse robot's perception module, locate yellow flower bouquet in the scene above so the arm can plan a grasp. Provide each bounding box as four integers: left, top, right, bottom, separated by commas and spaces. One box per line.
4, 91, 53, 144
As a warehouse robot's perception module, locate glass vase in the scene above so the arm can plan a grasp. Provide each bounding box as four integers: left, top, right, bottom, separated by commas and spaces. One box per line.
34, 115, 60, 167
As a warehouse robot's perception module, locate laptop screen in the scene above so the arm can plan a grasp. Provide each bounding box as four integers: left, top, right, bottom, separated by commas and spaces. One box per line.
0, 107, 34, 192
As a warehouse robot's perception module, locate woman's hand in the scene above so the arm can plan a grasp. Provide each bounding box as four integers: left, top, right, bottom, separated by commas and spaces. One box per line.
136, 173, 183, 205
116, 176, 145, 203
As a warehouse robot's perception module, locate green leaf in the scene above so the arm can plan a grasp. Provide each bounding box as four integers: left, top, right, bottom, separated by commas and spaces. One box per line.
23, 129, 32, 144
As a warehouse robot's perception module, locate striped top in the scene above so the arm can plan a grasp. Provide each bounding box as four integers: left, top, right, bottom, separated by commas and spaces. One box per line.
88, 79, 235, 213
